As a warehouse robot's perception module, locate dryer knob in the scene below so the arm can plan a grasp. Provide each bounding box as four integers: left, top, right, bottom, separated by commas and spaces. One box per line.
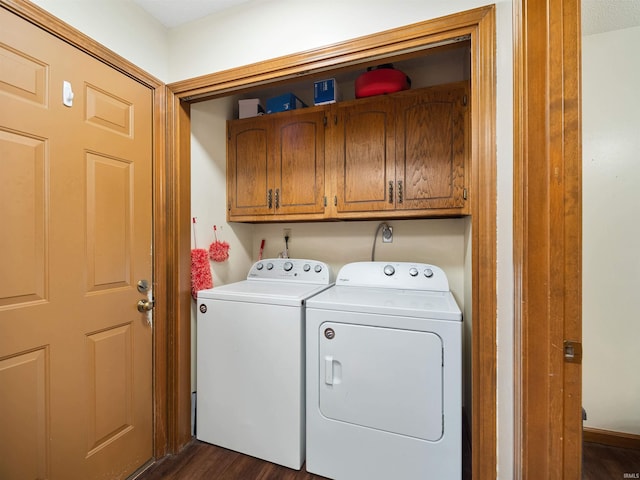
424, 268, 434, 278
283, 261, 293, 271
383, 265, 395, 276
314, 264, 323, 273
267, 262, 274, 270
303, 263, 311, 272
256, 262, 263, 270
409, 267, 419, 277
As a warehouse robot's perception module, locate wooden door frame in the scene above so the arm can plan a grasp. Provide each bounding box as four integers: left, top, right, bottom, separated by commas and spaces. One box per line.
167, 6, 497, 479
1, 0, 171, 460
513, 0, 583, 477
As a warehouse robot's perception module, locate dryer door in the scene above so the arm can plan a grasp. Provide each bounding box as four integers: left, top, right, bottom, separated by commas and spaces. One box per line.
319, 321, 443, 441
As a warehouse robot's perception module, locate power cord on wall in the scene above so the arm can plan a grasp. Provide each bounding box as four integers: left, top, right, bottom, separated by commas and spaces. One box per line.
371, 222, 392, 261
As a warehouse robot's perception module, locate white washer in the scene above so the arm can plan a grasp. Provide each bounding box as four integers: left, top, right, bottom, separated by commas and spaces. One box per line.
196, 258, 333, 470
306, 261, 462, 480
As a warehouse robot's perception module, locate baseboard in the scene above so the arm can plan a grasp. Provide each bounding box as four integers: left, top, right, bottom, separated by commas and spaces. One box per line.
584, 427, 640, 450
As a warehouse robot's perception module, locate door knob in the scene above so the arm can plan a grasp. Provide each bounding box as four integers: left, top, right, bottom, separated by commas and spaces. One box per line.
137, 299, 155, 312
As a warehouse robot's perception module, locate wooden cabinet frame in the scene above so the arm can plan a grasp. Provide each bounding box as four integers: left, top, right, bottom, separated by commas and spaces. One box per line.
169, 6, 497, 479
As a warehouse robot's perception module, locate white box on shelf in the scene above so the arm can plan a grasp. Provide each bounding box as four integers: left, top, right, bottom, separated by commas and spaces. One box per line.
239, 98, 265, 119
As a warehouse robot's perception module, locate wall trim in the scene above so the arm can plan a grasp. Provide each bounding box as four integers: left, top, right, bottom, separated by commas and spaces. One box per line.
584, 428, 640, 451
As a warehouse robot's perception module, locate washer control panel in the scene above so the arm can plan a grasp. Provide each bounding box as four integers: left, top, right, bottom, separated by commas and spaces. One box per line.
248, 258, 332, 284
336, 261, 449, 291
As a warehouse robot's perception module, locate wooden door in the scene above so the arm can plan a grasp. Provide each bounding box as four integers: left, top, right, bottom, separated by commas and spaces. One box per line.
227, 117, 272, 217
395, 82, 469, 212
272, 108, 326, 215
334, 96, 396, 214
0, 8, 153, 480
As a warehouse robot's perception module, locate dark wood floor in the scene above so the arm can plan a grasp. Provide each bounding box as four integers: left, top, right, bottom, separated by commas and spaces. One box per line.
135, 440, 640, 479
582, 442, 640, 480
136, 429, 472, 480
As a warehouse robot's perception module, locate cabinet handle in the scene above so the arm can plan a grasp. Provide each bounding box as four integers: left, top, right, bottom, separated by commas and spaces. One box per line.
275, 188, 280, 209
334, 195, 337, 206
388, 181, 394, 204
267, 189, 273, 209
397, 180, 403, 204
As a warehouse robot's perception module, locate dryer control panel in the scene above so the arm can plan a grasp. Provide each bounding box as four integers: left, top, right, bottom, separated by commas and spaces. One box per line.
248, 258, 332, 284
335, 261, 450, 291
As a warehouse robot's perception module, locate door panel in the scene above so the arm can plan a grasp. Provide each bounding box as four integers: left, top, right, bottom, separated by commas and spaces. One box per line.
0, 130, 47, 306
86, 153, 132, 289
0, 8, 153, 479
0, 348, 48, 480
273, 109, 326, 214
227, 120, 272, 215
395, 83, 468, 211
335, 96, 396, 212
318, 322, 443, 441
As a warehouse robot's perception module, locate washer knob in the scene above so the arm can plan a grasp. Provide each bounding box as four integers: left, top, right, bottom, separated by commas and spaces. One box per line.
383, 265, 395, 276
314, 264, 323, 273
303, 263, 311, 272
266, 262, 274, 270
424, 268, 434, 278
409, 267, 419, 277
283, 261, 293, 271
256, 263, 263, 270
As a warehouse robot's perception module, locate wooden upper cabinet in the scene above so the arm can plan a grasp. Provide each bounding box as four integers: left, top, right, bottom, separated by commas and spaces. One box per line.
333, 81, 469, 218
395, 81, 469, 212
227, 106, 327, 221
334, 95, 396, 213
227, 117, 271, 217
272, 109, 326, 215
226, 81, 469, 222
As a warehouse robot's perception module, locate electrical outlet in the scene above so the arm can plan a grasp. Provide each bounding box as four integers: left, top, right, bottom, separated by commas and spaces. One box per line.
382, 225, 393, 243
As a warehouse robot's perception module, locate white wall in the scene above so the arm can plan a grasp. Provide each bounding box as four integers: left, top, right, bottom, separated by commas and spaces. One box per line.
29, 0, 169, 81
169, 0, 487, 83
582, 25, 640, 435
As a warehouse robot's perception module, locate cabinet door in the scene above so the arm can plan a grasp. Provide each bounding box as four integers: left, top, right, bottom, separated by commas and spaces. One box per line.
227, 118, 273, 217
334, 96, 396, 213
272, 109, 326, 215
395, 82, 468, 211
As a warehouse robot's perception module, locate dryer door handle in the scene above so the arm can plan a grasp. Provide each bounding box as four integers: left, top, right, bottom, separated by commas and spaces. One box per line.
325, 356, 334, 385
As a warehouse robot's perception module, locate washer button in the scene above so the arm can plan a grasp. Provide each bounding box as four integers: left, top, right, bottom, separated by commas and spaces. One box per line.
303, 263, 311, 272
383, 265, 395, 276
424, 268, 434, 278
284, 261, 293, 271
314, 264, 323, 273
267, 262, 274, 270
409, 267, 419, 277
256, 263, 263, 270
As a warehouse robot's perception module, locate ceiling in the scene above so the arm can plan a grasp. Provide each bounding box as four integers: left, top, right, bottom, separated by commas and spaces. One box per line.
582, 0, 640, 35
134, 0, 640, 33
132, 0, 252, 28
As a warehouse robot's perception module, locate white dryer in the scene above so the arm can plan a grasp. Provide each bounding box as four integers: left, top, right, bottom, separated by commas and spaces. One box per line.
196, 258, 332, 470
306, 261, 462, 480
